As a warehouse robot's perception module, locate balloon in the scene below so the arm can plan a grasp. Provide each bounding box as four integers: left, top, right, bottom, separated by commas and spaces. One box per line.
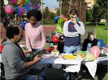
21, 21, 29, 30
19, 7, 25, 15
8, 0, 13, 1
23, 6, 31, 13
0, 45, 4, 53
5, 5, 14, 14
17, 0, 22, 4
33, 3, 38, 10
86, 54, 96, 61
26, 1, 32, 7
23, 0, 29, 6
91, 46, 100, 58
20, 0, 25, 4
38, 5, 40, 8
10, 0, 17, 4
15, 7, 21, 15
52, 35, 60, 43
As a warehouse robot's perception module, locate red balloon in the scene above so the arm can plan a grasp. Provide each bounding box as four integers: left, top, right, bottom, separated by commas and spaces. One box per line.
90, 46, 100, 58
20, 0, 25, 4
52, 35, 60, 43
19, 7, 25, 15
0, 45, 4, 53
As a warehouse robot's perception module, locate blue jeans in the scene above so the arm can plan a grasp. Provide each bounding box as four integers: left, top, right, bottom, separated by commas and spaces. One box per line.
64, 45, 81, 54
18, 73, 44, 80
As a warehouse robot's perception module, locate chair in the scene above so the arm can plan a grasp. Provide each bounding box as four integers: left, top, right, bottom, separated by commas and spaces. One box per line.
97, 39, 106, 48
0, 62, 5, 80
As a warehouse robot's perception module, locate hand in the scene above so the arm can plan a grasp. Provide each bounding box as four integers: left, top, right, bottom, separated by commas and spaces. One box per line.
71, 18, 77, 24
33, 55, 41, 63
28, 51, 32, 54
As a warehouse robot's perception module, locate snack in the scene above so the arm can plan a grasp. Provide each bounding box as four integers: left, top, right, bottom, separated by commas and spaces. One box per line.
77, 51, 87, 59
62, 54, 76, 59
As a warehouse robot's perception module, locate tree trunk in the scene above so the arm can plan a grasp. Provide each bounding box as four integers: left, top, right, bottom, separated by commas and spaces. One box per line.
105, 18, 108, 26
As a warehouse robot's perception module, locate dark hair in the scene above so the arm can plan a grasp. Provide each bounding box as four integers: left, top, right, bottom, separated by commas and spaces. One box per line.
88, 32, 94, 38
27, 9, 42, 21
69, 9, 78, 16
6, 26, 19, 39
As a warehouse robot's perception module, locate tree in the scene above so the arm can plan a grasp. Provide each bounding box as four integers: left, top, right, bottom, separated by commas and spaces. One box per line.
43, 7, 49, 19
86, 9, 93, 22
92, 4, 101, 25
95, 0, 107, 26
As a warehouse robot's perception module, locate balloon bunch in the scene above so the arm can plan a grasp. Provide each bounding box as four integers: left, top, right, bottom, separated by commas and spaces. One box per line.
33, 3, 40, 10
4, 0, 38, 15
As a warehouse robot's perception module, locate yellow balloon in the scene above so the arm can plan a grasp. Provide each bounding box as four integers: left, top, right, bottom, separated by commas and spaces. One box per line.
0, 23, 3, 26
17, 0, 22, 4
86, 54, 96, 61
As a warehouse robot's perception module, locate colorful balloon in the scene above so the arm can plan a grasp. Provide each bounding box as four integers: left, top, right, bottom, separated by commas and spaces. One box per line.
86, 54, 96, 61
91, 46, 100, 58
10, 0, 17, 4
26, 1, 32, 7
23, 5, 31, 13
23, 0, 29, 6
20, 0, 25, 4
17, 0, 22, 4
19, 7, 25, 15
5, 5, 14, 14
15, 7, 21, 15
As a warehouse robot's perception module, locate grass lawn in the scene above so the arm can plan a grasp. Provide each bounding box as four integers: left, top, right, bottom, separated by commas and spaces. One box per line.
96, 25, 108, 44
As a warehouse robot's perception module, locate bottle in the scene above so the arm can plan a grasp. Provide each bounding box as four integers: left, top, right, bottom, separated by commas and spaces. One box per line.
97, 42, 101, 48
87, 43, 92, 54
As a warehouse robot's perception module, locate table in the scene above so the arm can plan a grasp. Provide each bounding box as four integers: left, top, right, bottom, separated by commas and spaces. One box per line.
0, 54, 108, 79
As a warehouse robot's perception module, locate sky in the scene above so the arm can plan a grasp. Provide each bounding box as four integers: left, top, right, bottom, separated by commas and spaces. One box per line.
43, 0, 59, 9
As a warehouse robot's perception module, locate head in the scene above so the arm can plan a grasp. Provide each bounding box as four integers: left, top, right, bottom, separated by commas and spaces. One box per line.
27, 9, 42, 26
68, 9, 79, 20
88, 32, 95, 41
6, 25, 23, 43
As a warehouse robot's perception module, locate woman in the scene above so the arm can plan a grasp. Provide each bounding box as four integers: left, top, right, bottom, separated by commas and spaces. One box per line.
63, 9, 85, 54
25, 9, 46, 54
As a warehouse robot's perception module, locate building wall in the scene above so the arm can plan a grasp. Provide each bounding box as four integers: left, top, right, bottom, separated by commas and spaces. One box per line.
85, 0, 94, 9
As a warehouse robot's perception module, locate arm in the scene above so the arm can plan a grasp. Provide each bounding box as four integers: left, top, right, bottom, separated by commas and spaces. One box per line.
63, 21, 79, 37
25, 55, 41, 68
74, 22, 85, 35
40, 26, 46, 49
6, 49, 41, 71
25, 25, 32, 52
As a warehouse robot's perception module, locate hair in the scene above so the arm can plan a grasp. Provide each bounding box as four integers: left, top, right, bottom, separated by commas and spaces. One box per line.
6, 26, 19, 39
88, 32, 94, 38
69, 9, 78, 16
27, 9, 42, 21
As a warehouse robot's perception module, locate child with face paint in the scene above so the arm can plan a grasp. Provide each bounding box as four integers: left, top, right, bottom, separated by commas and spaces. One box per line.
82, 32, 98, 51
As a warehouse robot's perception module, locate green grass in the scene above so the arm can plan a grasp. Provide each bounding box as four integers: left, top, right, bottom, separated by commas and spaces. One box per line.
96, 25, 108, 44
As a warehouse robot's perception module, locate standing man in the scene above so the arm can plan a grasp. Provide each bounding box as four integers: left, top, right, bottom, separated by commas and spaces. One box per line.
63, 9, 85, 54
2, 26, 45, 80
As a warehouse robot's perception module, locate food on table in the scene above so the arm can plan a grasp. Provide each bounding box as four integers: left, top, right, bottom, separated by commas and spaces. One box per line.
62, 54, 76, 59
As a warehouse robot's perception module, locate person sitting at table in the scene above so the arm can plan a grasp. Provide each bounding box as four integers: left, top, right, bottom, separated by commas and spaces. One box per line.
82, 32, 98, 51
2, 26, 46, 80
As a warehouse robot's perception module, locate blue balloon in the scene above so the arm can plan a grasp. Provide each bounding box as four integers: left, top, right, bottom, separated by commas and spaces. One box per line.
21, 21, 29, 30
23, 5, 31, 13
15, 7, 21, 15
